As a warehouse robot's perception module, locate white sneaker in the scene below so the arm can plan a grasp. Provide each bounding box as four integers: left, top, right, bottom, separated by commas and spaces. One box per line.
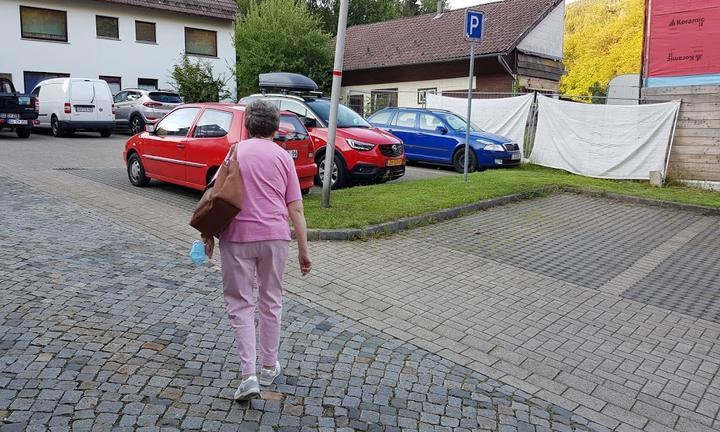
259, 361, 281, 386
234, 375, 260, 401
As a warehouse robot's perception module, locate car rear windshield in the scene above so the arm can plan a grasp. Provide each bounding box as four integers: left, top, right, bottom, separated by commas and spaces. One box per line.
149, 92, 182, 103
278, 114, 309, 139
305, 99, 371, 128
1, 80, 14, 93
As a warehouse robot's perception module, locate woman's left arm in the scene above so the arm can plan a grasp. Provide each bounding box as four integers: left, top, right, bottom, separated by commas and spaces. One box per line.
288, 200, 311, 275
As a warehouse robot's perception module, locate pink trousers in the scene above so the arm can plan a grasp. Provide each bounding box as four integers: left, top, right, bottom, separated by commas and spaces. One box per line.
220, 240, 289, 376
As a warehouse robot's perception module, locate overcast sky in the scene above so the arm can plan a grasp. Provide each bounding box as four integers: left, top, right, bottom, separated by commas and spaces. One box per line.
448, 0, 578, 10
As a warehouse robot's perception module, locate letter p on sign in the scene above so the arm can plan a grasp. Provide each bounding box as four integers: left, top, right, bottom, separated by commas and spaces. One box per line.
465, 10, 485, 42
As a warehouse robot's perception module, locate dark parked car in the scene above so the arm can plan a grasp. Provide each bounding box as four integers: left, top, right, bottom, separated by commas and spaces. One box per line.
0, 78, 38, 138
368, 107, 521, 172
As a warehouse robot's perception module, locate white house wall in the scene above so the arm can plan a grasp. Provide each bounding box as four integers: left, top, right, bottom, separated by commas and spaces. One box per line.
0, 0, 236, 97
517, 3, 565, 60
341, 76, 477, 109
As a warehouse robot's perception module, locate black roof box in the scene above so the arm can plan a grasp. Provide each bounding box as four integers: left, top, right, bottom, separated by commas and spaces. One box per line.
259, 73, 318, 92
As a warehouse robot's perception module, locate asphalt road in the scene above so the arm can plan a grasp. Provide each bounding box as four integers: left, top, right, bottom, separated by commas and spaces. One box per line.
6, 129, 455, 188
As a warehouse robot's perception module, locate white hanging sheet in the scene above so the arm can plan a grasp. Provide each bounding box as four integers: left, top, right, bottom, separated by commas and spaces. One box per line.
530, 94, 680, 180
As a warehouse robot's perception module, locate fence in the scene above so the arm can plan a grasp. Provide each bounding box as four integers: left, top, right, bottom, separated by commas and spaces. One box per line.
642, 86, 720, 182
344, 89, 673, 158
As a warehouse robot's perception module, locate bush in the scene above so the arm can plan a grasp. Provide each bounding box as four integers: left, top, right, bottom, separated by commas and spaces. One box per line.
170, 55, 231, 103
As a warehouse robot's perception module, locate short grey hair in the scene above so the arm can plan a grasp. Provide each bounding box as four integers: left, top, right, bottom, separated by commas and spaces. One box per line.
245, 99, 280, 138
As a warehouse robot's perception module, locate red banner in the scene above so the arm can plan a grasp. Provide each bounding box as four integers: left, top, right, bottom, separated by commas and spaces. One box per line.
647, 0, 720, 78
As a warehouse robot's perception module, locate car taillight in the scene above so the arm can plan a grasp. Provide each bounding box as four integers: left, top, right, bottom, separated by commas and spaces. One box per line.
307, 142, 314, 158
143, 102, 162, 108
34, 99, 39, 113
112, 103, 116, 115
64, 103, 71, 114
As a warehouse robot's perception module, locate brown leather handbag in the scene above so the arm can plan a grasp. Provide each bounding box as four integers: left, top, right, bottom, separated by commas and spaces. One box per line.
190, 145, 244, 236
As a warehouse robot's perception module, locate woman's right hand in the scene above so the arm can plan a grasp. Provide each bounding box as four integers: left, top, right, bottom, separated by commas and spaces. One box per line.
202, 235, 215, 259
299, 248, 312, 276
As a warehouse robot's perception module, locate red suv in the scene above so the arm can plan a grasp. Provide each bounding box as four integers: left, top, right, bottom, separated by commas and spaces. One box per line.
123, 103, 317, 193
241, 74, 405, 189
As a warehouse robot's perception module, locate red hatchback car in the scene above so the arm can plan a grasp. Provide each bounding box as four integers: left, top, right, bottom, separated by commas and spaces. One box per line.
123, 103, 317, 193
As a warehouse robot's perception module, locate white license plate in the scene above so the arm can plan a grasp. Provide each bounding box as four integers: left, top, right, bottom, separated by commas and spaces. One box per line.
7, 119, 27, 125
287, 149, 298, 159
75, 107, 93, 112
511, 152, 521, 160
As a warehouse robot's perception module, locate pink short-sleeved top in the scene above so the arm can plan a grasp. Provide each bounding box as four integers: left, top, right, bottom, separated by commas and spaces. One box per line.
221, 138, 302, 243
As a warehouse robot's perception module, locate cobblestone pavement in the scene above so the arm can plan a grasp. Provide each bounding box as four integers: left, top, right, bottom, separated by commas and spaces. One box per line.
2, 135, 720, 431
1, 179, 604, 431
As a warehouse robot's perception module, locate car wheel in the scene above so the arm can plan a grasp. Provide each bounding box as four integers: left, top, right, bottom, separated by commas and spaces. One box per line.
99, 129, 112, 138
50, 116, 64, 137
127, 153, 150, 187
316, 153, 345, 189
301, 188, 310, 195
130, 115, 145, 135
16, 127, 31, 138
453, 148, 477, 173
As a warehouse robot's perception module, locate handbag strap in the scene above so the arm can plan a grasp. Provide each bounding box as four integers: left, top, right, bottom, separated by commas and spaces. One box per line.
225, 143, 238, 163
208, 143, 238, 187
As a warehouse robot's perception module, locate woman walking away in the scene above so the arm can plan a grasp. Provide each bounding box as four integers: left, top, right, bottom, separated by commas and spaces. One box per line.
203, 100, 312, 401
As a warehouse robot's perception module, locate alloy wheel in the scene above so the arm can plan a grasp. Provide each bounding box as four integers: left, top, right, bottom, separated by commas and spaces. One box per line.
318, 159, 338, 185
131, 117, 142, 134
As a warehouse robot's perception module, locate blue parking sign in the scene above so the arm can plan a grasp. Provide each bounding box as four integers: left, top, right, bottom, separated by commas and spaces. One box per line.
465, 10, 485, 41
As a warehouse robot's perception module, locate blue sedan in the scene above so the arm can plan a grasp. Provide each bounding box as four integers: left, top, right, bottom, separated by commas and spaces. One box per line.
367, 108, 521, 172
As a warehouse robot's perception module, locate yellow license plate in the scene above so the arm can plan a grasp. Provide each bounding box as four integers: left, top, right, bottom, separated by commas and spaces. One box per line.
386, 159, 404, 167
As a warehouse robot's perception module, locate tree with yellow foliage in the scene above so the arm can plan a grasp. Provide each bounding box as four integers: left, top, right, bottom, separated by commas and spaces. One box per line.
561, 0, 645, 98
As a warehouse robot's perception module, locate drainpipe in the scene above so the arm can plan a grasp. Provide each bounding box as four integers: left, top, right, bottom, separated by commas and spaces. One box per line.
498, 55, 517, 92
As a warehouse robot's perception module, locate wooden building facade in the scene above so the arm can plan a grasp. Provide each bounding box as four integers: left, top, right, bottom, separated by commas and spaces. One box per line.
340, 0, 565, 114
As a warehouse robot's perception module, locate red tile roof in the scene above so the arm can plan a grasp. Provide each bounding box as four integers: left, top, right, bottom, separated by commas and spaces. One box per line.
343, 0, 562, 71
98, 0, 237, 20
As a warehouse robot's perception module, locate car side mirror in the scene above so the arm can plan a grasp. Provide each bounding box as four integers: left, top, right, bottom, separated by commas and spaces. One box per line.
436, 126, 448, 135
302, 117, 317, 129
145, 124, 155, 134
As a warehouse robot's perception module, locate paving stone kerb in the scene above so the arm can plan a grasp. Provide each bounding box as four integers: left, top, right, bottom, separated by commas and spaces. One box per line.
301, 186, 720, 241
1, 178, 607, 431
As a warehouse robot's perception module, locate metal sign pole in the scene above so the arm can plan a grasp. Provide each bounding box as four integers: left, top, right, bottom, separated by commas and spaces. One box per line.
463, 42, 475, 182
321, 0, 349, 208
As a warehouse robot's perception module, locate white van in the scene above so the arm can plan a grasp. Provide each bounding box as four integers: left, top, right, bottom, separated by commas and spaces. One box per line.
31, 78, 115, 137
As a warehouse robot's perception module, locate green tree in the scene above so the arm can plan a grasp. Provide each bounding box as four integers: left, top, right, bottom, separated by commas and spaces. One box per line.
588, 81, 608, 104
418, 0, 447, 15
236, 0, 254, 18
560, 0, 644, 99
235, 0, 333, 97
170, 55, 230, 102
309, 0, 446, 34
310, 0, 406, 34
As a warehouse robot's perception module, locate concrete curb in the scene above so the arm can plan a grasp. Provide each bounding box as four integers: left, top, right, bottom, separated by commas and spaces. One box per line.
294, 186, 719, 242
563, 187, 720, 216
